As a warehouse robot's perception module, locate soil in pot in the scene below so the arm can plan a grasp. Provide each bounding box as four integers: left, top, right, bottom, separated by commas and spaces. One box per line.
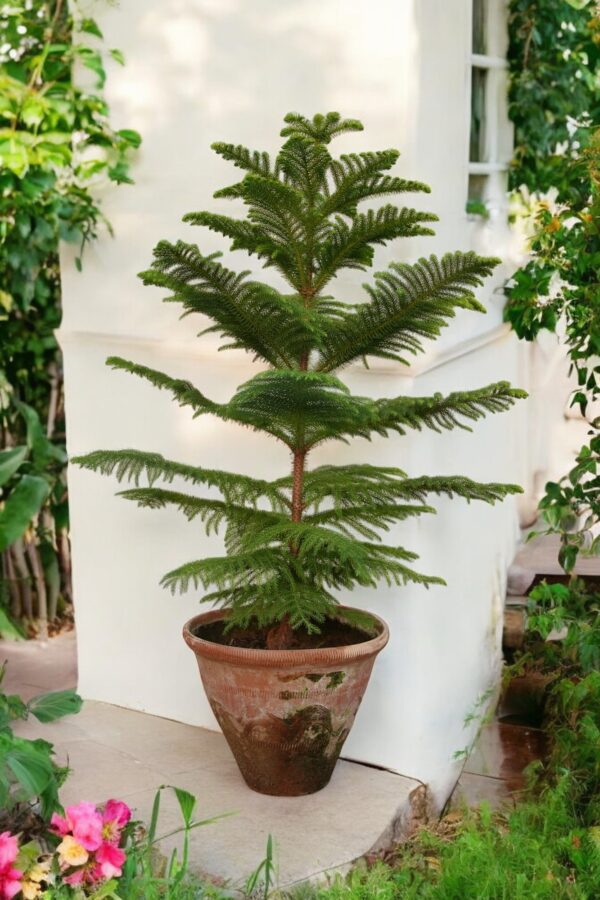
194, 616, 372, 650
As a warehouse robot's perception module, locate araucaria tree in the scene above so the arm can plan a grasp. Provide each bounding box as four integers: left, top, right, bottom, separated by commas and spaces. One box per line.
74, 112, 525, 648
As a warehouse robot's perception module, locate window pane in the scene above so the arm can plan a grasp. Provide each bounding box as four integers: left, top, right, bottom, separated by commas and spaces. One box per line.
472, 0, 486, 54
468, 174, 487, 202
470, 68, 487, 162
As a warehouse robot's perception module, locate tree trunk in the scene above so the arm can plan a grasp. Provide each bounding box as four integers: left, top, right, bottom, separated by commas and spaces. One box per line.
58, 528, 72, 605
11, 539, 33, 621
26, 538, 48, 641
2, 550, 21, 618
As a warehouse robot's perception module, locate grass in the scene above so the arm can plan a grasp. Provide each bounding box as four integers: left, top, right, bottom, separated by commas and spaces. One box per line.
283, 779, 600, 899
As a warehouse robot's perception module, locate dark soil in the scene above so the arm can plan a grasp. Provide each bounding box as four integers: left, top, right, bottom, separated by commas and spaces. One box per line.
194, 616, 374, 650
0, 804, 49, 844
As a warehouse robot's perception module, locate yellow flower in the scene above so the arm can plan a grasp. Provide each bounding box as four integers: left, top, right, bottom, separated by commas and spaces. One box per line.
21, 860, 51, 899
21, 879, 42, 900
57, 835, 89, 867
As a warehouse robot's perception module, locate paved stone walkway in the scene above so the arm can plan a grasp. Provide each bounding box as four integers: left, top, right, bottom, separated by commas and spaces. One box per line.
2, 630, 421, 890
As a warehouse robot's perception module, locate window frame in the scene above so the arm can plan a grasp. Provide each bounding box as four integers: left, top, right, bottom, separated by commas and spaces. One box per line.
467, 0, 512, 221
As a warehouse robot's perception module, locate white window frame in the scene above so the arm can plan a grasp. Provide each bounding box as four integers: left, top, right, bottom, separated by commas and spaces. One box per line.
467, 0, 513, 222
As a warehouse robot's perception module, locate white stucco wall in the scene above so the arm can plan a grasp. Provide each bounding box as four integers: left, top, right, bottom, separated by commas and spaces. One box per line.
61, 0, 535, 803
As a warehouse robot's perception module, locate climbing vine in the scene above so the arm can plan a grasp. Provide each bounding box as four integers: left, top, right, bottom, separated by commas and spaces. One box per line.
507, 0, 600, 200
505, 0, 600, 572
0, 1, 140, 635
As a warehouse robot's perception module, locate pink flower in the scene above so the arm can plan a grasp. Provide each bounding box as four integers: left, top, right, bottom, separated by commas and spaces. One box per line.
103, 799, 131, 830
50, 813, 70, 837
0, 833, 21, 900
0, 834, 18, 871
0, 867, 22, 900
101, 799, 132, 843
65, 803, 103, 852
62, 869, 84, 887
63, 862, 103, 887
96, 842, 126, 879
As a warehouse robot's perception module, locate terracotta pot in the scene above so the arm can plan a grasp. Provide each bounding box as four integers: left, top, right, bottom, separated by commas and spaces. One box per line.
182, 607, 389, 796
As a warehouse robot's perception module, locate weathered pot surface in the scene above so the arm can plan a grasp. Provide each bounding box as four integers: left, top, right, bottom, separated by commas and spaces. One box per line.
182, 607, 389, 796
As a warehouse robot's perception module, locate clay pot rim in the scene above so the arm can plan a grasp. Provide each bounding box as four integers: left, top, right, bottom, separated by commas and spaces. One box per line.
182, 606, 389, 668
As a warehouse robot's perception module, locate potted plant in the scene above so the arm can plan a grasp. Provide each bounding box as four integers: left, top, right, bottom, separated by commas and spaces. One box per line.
73, 112, 524, 796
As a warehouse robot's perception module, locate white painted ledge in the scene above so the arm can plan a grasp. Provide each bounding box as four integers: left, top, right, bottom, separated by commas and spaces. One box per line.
56, 323, 513, 379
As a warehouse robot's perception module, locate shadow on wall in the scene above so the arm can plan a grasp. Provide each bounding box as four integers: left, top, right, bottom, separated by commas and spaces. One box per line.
101, 0, 419, 173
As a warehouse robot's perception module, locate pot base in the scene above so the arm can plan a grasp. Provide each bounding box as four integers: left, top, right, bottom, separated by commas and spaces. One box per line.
212, 698, 343, 796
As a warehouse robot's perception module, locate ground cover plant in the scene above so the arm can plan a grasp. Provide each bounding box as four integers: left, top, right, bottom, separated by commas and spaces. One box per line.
0, 786, 230, 899
74, 111, 524, 648
0, 665, 81, 835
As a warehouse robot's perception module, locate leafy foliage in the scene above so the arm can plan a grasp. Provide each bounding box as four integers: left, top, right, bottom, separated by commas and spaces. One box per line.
0, 663, 81, 821
508, 0, 600, 201
525, 579, 600, 675
505, 131, 600, 572
74, 111, 524, 636
506, 2, 600, 572
0, 2, 139, 633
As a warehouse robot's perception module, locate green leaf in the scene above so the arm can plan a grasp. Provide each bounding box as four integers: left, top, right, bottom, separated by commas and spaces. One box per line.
14, 400, 66, 468
28, 690, 83, 723
4, 742, 54, 799
0, 607, 23, 641
0, 475, 50, 552
172, 785, 196, 827
0, 446, 27, 487
109, 48, 126, 66
80, 17, 104, 39
76, 46, 107, 87
117, 128, 142, 148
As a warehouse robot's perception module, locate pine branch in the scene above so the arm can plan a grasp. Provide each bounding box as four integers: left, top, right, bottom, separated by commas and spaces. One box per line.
104, 357, 291, 444
139, 240, 316, 365
314, 206, 438, 291
107, 355, 218, 412
371, 382, 528, 436
295, 382, 526, 448
322, 150, 430, 216
211, 141, 272, 177
202, 579, 339, 632
182, 211, 301, 288
393, 476, 523, 504
161, 548, 295, 594
71, 448, 289, 510
305, 502, 435, 539
117, 487, 284, 534
299, 465, 522, 509
277, 136, 332, 205
236, 174, 307, 267
317, 251, 500, 371
280, 111, 364, 144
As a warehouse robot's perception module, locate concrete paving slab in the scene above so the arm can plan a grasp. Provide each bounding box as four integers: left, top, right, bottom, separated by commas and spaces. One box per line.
451, 772, 510, 810
1, 630, 77, 695
511, 533, 600, 578
3, 633, 422, 889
